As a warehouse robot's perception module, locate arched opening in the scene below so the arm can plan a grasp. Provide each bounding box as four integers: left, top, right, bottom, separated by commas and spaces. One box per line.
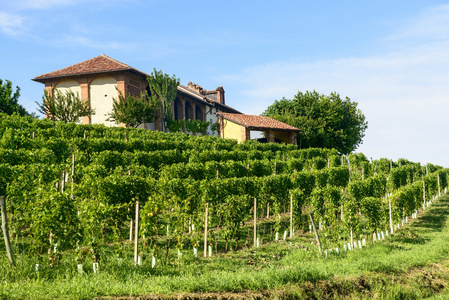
251, 130, 264, 141
55, 79, 81, 96
195, 105, 204, 122
89, 75, 117, 126
174, 97, 183, 121
54, 79, 82, 123
185, 101, 193, 120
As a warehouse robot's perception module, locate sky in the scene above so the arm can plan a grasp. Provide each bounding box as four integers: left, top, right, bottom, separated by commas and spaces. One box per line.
1, 0, 449, 167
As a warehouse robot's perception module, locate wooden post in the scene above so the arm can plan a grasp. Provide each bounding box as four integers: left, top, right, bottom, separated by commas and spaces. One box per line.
71, 154, 75, 183
204, 202, 209, 257
1, 196, 15, 266
423, 180, 426, 209
134, 201, 139, 265
327, 158, 330, 168
267, 203, 270, 218
389, 195, 393, 233
349, 167, 351, 183
216, 169, 219, 180
71, 153, 75, 200
254, 198, 257, 247
129, 219, 133, 241
341, 204, 344, 221
341, 189, 345, 221
350, 227, 353, 244
290, 194, 293, 238
61, 170, 65, 193
308, 212, 322, 255
129, 170, 133, 241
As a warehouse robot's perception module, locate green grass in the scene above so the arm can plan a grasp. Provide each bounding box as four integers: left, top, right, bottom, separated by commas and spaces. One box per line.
2, 195, 449, 299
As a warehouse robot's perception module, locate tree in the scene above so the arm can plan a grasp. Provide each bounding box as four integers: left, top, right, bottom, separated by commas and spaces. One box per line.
262, 91, 367, 154
185, 119, 209, 136
147, 69, 180, 132
36, 89, 94, 123
0, 79, 29, 116
166, 119, 185, 133
108, 90, 158, 128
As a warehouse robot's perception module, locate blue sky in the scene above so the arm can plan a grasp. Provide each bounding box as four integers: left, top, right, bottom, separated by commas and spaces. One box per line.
1, 0, 449, 166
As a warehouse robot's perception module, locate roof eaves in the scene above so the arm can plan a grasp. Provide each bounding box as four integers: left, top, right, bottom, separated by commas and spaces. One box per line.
32, 68, 130, 82
32, 54, 149, 83
217, 113, 249, 128
214, 102, 242, 114
177, 86, 214, 107
217, 113, 301, 132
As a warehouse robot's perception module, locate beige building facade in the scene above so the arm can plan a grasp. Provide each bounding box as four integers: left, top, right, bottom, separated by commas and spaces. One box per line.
33, 55, 240, 134
33, 55, 300, 144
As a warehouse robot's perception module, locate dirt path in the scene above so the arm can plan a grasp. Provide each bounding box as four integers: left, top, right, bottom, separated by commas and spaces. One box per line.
97, 260, 449, 299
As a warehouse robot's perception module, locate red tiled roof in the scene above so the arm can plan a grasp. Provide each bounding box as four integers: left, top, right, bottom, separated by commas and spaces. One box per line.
32, 55, 244, 114
217, 113, 301, 132
33, 54, 148, 82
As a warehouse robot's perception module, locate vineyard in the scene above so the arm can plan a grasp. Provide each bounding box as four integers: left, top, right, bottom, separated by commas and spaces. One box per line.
1, 112, 449, 298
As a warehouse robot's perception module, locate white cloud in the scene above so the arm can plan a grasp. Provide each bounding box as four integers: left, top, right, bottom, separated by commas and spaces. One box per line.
43, 34, 138, 50
389, 4, 449, 42
17, 0, 77, 9
11, 0, 136, 10
0, 12, 24, 36
220, 4, 449, 167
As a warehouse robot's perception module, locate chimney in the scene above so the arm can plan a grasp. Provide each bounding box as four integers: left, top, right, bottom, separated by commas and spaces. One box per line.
188, 81, 205, 94
216, 86, 225, 104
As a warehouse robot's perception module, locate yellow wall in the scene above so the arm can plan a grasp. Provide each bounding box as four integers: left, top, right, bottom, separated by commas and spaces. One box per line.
222, 119, 244, 143
274, 131, 293, 144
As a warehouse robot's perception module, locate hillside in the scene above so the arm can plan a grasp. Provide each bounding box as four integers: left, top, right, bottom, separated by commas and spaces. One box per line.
0, 113, 449, 299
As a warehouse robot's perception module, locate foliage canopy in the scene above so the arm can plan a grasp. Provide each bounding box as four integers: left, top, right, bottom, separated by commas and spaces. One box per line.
36, 89, 94, 123
262, 91, 367, 154
108, 91, 159, 128
0, 79, 29, 116
147, 69, 180, 132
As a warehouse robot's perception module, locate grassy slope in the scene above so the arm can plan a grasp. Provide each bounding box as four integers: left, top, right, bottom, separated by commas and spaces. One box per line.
2, 195, 449, 299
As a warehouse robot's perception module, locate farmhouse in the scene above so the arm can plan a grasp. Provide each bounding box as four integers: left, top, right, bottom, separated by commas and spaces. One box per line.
33, 54, 300, 144
217, 113, 300, 144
